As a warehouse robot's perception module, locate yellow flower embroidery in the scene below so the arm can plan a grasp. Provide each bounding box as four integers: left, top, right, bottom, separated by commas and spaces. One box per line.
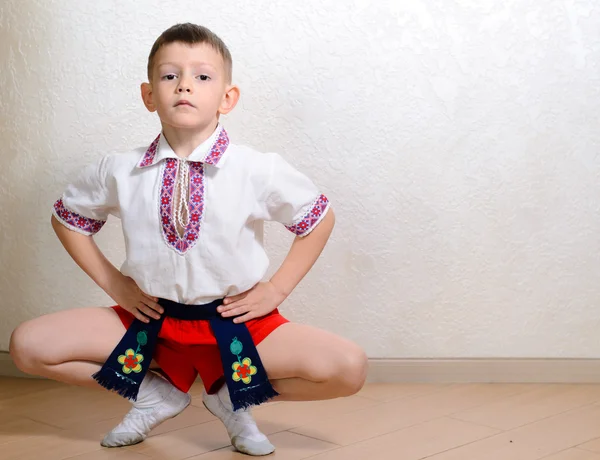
117, 348, 144, 374
232, 357, 257, 384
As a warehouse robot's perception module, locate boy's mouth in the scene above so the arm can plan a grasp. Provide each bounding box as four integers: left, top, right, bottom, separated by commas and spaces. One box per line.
175, 100, 194, 107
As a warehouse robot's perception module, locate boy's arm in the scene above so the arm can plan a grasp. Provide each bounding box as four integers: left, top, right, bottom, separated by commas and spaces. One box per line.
51, 215, 163, 322
52, 215, 120, 294
219, 208, 335, 322
270, 208, 335, 297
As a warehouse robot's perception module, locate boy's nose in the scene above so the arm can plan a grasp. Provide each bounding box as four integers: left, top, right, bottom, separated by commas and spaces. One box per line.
178, 87, 191, 93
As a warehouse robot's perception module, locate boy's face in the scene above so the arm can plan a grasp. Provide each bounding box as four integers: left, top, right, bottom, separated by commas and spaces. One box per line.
142, 42, 237, 132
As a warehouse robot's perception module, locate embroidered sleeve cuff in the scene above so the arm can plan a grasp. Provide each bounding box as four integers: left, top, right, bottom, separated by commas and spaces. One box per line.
285, 194, 330, 237
52, 198, 106, 236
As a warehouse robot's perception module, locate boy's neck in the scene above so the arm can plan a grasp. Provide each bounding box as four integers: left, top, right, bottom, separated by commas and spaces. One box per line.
161, 122, 219, 159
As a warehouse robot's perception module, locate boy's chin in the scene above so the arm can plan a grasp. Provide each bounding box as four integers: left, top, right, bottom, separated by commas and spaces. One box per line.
163, 119, 210, 131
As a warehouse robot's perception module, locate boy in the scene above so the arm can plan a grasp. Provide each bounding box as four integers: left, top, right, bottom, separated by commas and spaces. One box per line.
10, 23, 367, 456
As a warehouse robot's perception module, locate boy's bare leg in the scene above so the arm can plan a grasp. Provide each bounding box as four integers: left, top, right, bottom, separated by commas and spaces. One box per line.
257, 322, 368, 401
10, 307, 124, 384
9, 308, 191, 448
201, 322, 367, 457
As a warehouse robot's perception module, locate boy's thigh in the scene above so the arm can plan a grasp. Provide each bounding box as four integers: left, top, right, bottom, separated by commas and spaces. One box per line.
256, 322, 366, 381
11, 307, 126, 364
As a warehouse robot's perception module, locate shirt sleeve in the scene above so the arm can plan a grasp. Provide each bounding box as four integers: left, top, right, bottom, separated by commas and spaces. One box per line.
261, 153, 330, 237
52, 156, 114, 235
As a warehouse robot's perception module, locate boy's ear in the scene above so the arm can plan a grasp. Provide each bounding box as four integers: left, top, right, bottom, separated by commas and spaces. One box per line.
218, 84, 240, 116
141, 82, 157, 112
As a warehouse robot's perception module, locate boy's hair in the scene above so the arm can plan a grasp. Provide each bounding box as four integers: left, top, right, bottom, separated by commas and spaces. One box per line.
147, 23, 232, 82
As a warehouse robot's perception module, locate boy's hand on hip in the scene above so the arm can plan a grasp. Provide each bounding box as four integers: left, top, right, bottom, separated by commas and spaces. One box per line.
109, 275, 163, 323
219, 282, 286, 323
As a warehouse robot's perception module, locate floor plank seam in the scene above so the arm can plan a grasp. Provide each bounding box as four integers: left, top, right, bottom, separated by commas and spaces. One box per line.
253, 399, 389, 435
414, 419, 511, 460
446, 414, 503, 431
285, 430, 344, 447
421, 403, 600, 460
447, 398, 600, 433
21, 415, 68, 431
575, 445, 600, 454
295, 414, 490, 459
357, 384, 452, 404
441, 384, 543, 415
537, 446, 582, 459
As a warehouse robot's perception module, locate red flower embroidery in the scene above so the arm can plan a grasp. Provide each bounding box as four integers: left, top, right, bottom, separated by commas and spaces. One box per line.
117, 349, 144, 374
53, 199, 106, 235
285, 195, 329, 236
138, 135, 160, 167
232, 358, 258, 384
204, 129, 229, 166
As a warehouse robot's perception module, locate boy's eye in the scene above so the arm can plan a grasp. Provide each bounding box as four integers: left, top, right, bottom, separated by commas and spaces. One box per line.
197, 75, 210, 81
162, 74, 177, 81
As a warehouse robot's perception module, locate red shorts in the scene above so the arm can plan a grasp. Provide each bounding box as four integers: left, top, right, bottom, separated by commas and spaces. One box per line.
111, 306, 288, 394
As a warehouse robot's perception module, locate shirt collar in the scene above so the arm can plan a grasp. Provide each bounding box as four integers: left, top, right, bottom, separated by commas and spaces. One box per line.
137, 124, 229, 169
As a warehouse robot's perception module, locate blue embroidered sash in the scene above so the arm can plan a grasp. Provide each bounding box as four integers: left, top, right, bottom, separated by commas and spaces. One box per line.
92, 298, 278, 411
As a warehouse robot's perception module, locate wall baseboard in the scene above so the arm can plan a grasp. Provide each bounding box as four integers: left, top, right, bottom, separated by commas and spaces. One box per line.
2, 352, 599, 383
366, 358, 600, 383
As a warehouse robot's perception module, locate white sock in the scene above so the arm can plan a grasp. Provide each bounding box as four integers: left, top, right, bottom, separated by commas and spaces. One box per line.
207, 384, 268, 443
135, 372, 173, 409
101, 372, 190, 448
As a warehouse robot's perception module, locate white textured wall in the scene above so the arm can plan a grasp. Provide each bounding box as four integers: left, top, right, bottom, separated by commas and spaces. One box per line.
2, 0, 600, 358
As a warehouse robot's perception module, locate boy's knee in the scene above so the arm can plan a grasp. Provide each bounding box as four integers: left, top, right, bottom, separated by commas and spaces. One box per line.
312, 345, 367, 396
9, 322, 39, 374
337, 346, 368, 396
